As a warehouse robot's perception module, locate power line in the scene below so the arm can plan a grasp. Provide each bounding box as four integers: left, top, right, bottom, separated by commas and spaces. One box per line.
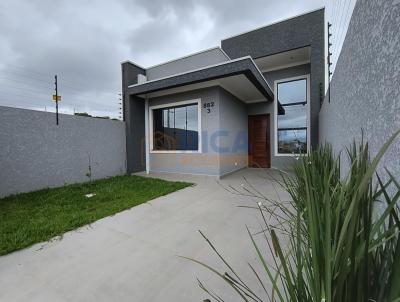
331, 0, 343, 30
2, 63, 88, 90
336, 0, 354, 52
0, 69, 52, 84
4, 63, 52, 78
0, 75, 52, 89
0, 82, 50, 95
0, 89, 46, 99
331, 0, 354, 69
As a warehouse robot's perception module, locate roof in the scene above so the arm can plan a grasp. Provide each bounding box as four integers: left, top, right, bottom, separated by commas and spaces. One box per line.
128, 56, 271, 96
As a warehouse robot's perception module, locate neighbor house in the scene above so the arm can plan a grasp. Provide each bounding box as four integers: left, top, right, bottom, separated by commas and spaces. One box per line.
121, 8, 324, 177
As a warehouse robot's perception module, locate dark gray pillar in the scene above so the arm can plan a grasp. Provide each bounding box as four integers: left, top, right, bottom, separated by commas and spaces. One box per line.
121, 62, 146, 173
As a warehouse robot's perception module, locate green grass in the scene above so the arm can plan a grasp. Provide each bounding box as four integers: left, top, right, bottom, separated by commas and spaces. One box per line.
0, 175, 192, 256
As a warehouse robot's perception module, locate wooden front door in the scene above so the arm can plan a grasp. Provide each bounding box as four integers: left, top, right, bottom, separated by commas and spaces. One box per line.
248, 114, 270, 168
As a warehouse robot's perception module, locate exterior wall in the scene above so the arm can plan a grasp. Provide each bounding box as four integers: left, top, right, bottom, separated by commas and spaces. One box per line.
146, 48, 229, 81
247, 64, 311, 170
319, 0, 400, 181
122, 61, 146, 174
218, 88, 248, 175
263, 64, 311, 88
221, 9, 325, 148
127, 95, 146, 173
148, 87, 221, 176
0, 106, 126, 198
147, 87, 249, 176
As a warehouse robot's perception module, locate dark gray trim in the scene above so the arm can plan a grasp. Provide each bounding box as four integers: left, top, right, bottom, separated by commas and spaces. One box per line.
121, 62, 146, 122
121, 62, 146, 174
125, 95, 146, 174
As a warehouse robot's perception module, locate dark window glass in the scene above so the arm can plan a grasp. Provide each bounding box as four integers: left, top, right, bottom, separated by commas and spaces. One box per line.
277, 78, 308, 154
153, 103, 198, 151
277, 104, 307, 129
278, 129, 307, 154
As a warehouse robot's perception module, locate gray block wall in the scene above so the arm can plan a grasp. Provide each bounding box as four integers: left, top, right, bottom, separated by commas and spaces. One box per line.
319, 0, 400, 180
0, 106, 126, 198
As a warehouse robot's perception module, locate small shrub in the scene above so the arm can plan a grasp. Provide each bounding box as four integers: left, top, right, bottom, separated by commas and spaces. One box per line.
183, 130, 400, 302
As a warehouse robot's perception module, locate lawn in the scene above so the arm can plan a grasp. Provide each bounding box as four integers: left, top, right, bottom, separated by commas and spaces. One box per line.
0, 175, 192, 255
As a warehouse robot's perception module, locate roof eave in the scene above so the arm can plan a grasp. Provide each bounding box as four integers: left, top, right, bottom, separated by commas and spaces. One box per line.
127, 57, 274, 102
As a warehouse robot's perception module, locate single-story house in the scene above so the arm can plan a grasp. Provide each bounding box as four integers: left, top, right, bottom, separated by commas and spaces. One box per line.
121, 8, 325, 177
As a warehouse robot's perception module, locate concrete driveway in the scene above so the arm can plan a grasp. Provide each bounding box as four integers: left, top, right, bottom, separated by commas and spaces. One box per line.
0, 168, 288, 302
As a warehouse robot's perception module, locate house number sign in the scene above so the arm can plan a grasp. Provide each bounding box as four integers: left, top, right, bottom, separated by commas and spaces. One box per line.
203, 102, 215, 113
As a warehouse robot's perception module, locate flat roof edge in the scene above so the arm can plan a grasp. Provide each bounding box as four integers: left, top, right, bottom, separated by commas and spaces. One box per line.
128, 56, 253, 89
120, 60, 146, 70
145, 46, 230, 70
127, 56, 274, 102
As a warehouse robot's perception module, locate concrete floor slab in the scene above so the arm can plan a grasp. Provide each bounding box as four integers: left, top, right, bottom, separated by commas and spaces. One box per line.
0, 168, 287, 302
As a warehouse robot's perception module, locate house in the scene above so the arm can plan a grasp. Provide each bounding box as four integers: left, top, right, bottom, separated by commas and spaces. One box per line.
121, 8, 324, 177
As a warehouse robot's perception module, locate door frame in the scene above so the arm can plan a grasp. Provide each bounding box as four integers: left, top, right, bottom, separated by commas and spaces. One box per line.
248, 114, 271, 168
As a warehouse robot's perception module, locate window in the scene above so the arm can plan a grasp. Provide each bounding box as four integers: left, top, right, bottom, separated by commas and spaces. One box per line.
152, 102, 199, 151
276, 78, 308, 155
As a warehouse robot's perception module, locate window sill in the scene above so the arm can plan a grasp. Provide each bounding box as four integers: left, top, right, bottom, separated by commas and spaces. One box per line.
275, 152, 308, 157
150, 150, 201, 154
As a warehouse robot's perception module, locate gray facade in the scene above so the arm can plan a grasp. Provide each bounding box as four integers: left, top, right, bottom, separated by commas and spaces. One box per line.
0, 106, 126, 197
122, 9, 325, 176
221, 8, 325, 149
247, 64, 311, 169
218, 88, 248, 175
147, 87, 248, 176
148, 87, 220, 176
319, 0, 400, 180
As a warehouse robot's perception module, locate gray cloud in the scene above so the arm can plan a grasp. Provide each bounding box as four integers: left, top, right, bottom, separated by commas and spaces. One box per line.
0, 0, 323, 118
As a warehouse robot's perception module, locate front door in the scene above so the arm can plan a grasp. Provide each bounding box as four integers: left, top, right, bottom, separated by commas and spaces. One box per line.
248, 114, 270, 168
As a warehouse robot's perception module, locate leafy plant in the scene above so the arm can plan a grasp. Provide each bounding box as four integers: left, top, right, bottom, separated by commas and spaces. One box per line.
182, 130, 400, 302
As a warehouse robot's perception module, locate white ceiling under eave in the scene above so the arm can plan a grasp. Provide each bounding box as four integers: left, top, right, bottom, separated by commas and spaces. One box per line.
254, 46, 311, 73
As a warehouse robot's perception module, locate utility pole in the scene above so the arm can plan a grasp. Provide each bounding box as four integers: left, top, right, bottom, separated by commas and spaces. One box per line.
55, 75, 59, 125
327, 22, 333, 103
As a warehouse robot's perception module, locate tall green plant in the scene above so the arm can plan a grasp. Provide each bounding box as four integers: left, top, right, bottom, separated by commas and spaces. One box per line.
182, 130, 400, 302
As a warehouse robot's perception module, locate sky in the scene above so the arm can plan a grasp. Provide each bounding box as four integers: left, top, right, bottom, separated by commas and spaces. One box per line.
0, 0, 330, 119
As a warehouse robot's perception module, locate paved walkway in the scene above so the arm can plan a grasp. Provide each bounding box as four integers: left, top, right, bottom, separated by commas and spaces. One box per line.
0, 169, 288, 302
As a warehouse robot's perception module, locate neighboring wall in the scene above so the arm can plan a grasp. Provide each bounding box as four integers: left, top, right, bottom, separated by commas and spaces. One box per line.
0, 106, 126, 198
319, 0, 400, 180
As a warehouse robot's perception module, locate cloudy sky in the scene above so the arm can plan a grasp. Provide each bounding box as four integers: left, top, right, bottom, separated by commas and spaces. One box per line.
0, 0, 329, 118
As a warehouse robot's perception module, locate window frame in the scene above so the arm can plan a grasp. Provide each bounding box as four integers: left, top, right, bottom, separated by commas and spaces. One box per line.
149, 99, 202, 154
274, 75, 310, 156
